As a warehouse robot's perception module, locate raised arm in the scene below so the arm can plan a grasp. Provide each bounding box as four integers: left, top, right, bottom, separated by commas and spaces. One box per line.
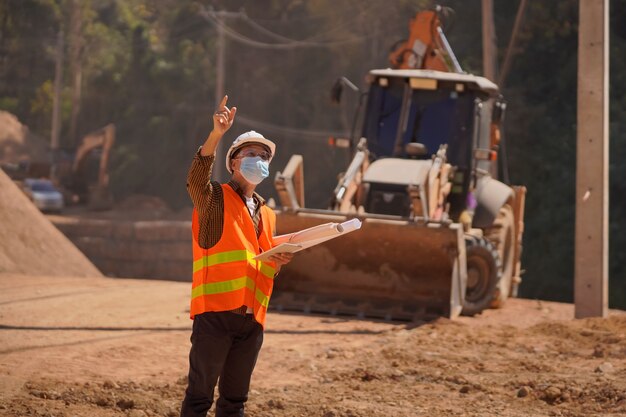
200, 95, 237, 156
187, 95, 238, 211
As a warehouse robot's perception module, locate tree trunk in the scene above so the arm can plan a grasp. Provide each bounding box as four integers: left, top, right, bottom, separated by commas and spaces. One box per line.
68, 0, 83, 147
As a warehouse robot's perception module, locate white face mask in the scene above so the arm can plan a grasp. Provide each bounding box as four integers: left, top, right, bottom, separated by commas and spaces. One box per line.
238, 156, 270, 185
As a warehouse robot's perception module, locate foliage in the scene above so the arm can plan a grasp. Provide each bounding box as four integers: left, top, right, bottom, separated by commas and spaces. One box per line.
496, 1, 580, 304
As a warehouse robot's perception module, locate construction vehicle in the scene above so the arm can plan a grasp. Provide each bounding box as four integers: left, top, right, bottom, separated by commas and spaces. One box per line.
270, 7, 526, 320
57, 123, 116, 209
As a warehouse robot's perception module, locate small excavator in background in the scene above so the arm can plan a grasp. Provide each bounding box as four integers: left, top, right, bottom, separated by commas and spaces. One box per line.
57, 123, 115, 210
271, 7, 526, 319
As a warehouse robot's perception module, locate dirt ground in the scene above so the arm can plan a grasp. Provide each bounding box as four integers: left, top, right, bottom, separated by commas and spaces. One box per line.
0, 273, 624, 417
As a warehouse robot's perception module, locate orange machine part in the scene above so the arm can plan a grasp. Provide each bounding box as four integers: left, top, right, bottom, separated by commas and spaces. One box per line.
388, 11, 451, 72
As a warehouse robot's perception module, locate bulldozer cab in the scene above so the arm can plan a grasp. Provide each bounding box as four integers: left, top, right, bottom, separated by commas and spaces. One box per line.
363, 72, 480, 161
358, 69, 500, 220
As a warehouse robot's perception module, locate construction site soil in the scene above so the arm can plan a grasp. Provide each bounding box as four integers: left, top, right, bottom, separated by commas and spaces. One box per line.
1, 168, 625, 416
1, 274, 624, 417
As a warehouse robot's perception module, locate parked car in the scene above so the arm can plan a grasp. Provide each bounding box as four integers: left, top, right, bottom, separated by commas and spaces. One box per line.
22, 178, 64, 212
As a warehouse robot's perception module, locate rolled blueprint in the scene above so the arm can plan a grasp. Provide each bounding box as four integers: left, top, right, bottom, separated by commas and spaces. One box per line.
285, 222, 342, 244
255, 218, 362, 261
273, 218, 362, 248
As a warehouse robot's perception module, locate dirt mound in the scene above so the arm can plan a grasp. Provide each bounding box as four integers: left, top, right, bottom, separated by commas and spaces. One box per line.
0, 168, 101, 277
0, 111, 27, 146
0, 111, 48, 163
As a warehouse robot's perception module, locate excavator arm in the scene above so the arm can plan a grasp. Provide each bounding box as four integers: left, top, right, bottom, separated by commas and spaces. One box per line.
388, 8, 462, 73
70, 124, 115, 209
72, 124, 115, 188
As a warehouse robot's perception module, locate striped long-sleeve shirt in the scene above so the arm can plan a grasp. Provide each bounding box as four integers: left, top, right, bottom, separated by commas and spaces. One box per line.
186, 149, 264, 250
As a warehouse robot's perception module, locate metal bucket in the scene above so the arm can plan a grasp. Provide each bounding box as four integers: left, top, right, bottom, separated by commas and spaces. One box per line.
271, 209, 467, 321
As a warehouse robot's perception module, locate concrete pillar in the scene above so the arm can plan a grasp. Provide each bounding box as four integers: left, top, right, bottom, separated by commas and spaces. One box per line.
575, 0, 609, 318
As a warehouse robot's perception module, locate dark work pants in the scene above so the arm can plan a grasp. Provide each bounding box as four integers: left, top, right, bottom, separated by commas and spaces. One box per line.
180, 311, 264, 417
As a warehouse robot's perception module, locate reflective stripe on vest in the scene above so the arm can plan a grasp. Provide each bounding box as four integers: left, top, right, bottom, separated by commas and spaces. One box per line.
191, 276, 270, 307
190, 183, 277, 327
192, 249, 276, 279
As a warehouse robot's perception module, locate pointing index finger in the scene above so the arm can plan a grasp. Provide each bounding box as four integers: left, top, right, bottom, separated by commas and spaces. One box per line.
219, 95, 228, 110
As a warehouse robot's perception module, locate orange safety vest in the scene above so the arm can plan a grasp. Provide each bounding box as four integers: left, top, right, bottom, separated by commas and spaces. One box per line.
190, 184, 277, 327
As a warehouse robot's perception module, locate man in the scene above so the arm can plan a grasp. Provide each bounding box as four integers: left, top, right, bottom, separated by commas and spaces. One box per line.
181, 95, 293, 417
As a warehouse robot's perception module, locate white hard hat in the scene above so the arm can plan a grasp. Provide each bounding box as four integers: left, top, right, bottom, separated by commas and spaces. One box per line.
225, 130, 276, 173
